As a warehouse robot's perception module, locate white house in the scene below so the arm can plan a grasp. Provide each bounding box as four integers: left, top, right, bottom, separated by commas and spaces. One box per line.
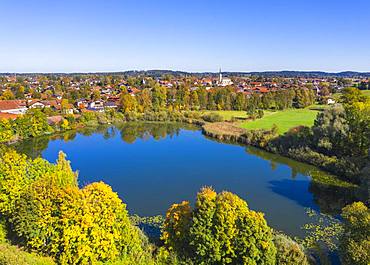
327, 98, 336, 105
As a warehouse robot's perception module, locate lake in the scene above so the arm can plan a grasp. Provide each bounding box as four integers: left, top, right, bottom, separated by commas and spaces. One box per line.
15, 122, 356, 237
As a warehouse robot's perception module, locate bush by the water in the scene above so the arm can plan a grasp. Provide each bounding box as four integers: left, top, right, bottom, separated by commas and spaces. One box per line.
273, 233, 309, 265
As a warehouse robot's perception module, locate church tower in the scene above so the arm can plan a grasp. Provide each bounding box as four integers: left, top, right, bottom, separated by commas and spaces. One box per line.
219, 68, 222, 84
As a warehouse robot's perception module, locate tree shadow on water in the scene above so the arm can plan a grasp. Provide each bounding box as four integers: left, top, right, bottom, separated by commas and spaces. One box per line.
269, 178, 359, 215
269, 179, 319, 211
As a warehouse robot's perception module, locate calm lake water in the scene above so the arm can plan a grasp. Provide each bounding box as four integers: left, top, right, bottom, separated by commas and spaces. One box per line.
15, 123, 356, 237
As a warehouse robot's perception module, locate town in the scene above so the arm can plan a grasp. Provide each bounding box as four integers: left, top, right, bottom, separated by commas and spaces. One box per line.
1, 71, 368, 120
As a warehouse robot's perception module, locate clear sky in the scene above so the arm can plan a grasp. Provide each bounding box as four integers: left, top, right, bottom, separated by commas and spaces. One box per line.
1, 0, 369, 73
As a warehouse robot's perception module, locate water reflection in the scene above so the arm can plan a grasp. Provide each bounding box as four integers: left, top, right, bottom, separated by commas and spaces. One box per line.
246, 146, 358, 215
14, 123, 199, 158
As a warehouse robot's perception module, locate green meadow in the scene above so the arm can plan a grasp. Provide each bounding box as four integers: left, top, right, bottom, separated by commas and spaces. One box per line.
240, 108, 319, 134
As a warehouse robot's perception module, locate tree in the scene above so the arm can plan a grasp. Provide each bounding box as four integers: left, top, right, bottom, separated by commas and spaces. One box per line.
152, 85, 167, 111
14, 85, 25, 99
344, 100, 370, 157
161, 201, 192, 255
119, 93, 137, 113
339, 202, 370, 265
7, 151, 145, 264
0, 119, 14, 143
0, 90, 15, 100
312, 106, 349, 157
60, 99, 70, 113
137, 88, 152, 112
190, 90, 200, 110
197, 87, 208, 110
15, 109, 53, 138
162, 187, 276, 264
234, 93, 245, 111
340, 87, 366, 105
0, 150, 53, 217
294, 88, 315, 108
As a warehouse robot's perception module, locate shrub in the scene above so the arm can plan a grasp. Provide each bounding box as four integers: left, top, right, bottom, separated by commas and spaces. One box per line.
162, 187, 276, 264
201, 113, 224, 123
273, 233, 309, 265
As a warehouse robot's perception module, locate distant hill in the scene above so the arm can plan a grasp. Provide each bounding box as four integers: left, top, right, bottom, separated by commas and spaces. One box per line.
239, 71, 370, 78
1, 70, 369, 78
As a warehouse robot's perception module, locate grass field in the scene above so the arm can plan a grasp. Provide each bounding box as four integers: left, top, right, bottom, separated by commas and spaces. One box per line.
239, 108, 319, 134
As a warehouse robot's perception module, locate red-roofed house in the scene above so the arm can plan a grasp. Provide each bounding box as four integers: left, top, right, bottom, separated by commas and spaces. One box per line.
0, 113, 19, 120
0, 100, 28, 114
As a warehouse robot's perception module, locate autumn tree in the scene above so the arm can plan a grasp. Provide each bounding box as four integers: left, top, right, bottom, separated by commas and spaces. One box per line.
0, 119, 14, 143
162, 187, 276, 264
119, 93, 137, 113
0, 90, 15, 100
339, 202, 370, 265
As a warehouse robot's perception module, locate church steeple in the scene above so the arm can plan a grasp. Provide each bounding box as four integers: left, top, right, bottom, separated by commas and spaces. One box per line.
219, 68, 222, 83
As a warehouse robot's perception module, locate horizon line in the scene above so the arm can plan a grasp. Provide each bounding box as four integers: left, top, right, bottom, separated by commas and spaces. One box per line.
1, 69, 370, 75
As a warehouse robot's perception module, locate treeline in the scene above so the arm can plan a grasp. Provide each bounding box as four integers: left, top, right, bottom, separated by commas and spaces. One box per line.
120, 85, 316, 113
0, 150, 368, 264
0, 108, 203, 144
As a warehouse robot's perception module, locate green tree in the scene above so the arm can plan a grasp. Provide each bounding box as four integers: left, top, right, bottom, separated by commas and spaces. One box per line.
340, 87, 366, 105
15, 109, 53, 138
340, 202, 370, 265
152, 84, 167, 111
190, 90, 200, 110
162, 187, 276, 264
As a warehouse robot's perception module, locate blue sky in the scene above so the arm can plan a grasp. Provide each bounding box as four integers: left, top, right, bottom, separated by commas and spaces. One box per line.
1, 0, 369, 73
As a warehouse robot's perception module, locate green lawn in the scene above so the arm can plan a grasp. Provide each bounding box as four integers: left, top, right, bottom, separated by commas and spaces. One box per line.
239, 108, 319, 134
